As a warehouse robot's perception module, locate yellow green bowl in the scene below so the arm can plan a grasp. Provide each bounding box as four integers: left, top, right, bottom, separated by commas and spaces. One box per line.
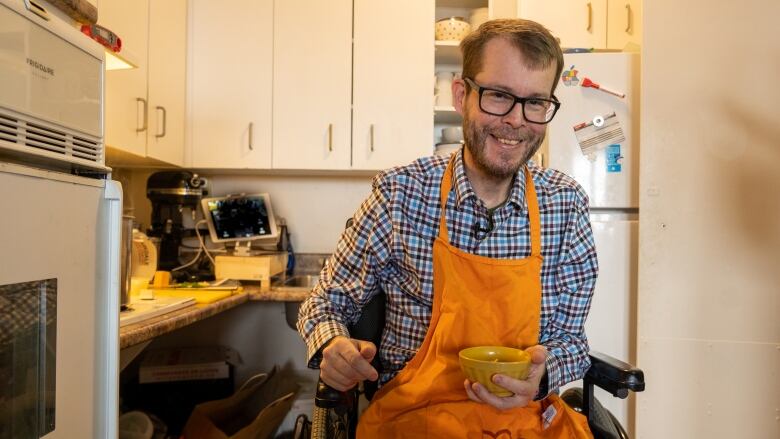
458, 346, 531, 397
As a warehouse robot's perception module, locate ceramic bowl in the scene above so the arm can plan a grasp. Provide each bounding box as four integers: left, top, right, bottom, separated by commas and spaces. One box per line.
459, 346, 531, 397
469, 7, 489, 30
435, 17, 471, 41
441, 126, 463, 143
434, 142, 462, 156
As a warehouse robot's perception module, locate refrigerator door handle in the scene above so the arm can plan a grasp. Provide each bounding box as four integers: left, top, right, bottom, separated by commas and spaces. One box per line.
96, 180, 121, 439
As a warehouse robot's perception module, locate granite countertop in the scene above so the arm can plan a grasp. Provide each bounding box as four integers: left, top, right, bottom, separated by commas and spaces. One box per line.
119, 292, 249, 349
245, 284, 312, 302
118, 284, 313, 349
118, 254, 325, 349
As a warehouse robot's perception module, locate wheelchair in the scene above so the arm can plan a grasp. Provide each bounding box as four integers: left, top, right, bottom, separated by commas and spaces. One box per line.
293, 292, 645, 439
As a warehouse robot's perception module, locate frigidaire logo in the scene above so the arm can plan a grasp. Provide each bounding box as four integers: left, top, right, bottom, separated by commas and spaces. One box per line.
27, 58, 54, 76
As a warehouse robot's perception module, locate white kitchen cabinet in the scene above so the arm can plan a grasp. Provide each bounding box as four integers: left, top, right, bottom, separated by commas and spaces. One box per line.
146, 0, 186, 166
516, 0, 641, 50
102, 0, 149, 158
517, 0, 608, 49
272, 0, 352, 170
187, 0, 273, 169
273, 0, 434, 171
606, 0, 641, 50
102, 0, 185, 166
352, 0, 435, 170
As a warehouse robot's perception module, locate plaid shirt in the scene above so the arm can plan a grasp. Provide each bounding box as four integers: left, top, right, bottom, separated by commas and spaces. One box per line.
297, 149, 598, 394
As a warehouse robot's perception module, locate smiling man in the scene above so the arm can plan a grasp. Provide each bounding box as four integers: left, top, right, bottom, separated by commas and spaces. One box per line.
298, 19, 597, 438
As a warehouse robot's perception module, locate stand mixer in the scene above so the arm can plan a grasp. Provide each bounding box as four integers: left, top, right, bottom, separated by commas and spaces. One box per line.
146, 171, 210, 280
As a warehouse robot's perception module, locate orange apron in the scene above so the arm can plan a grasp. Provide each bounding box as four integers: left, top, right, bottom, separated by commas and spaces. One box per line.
356, 158, 592, 438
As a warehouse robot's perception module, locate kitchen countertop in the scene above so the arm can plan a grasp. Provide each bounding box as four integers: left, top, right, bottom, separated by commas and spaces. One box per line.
119, 291, 249, 349
119, 284, 314, 349
245, 284, 312, 302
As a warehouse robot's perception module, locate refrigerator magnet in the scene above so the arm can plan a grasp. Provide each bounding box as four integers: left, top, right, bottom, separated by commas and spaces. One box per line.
572, 112, 626, 159
606, 144, 623, 173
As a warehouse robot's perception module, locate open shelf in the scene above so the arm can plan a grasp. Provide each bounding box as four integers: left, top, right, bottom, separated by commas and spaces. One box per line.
434, 106, 461, 124
435, 40, 462, 65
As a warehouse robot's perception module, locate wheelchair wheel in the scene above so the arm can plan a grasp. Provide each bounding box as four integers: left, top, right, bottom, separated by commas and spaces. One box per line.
561, 388, 624, 439
311, 405, 351, 439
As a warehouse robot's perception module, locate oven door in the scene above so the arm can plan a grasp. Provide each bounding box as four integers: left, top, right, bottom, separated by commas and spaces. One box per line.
0, 163, 120, 438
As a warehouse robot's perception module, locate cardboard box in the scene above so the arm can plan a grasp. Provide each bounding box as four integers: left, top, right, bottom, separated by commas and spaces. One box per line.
139, 346, 240, 384
182, 366, 299, 439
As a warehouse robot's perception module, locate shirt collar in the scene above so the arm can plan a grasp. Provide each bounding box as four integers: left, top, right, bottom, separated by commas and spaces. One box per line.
450, 148, 529, 214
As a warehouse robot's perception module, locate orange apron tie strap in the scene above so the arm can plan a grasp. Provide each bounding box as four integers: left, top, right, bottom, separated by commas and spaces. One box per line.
438, 155, 457, 244
524, 167, 542, 257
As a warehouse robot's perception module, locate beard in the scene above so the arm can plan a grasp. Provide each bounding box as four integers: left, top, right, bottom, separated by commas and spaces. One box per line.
462, 108, 545, 180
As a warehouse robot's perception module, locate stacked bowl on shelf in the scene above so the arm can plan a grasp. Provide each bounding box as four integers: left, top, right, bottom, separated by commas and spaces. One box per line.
435, 126, 464, 156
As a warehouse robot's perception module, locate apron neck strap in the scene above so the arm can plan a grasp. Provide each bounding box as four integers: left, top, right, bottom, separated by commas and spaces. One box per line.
438, 156, 542, 257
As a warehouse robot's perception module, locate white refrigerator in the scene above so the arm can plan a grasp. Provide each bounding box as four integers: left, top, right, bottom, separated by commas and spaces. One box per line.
544, 52, 640, 431
0, 0, 120, 437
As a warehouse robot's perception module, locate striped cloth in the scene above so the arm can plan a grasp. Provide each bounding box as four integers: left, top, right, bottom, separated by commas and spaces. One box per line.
297, 149, 598, 395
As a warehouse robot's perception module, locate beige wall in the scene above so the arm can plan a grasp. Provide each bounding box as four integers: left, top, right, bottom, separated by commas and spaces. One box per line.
118, 169, 374, 254
638, 1, 780, 438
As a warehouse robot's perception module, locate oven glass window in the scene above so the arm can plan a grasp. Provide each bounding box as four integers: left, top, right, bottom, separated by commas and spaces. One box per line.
0, 279, 56, 438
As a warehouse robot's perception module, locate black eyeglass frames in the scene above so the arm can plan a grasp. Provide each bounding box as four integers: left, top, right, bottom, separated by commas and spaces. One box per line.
463, 77, 561, 124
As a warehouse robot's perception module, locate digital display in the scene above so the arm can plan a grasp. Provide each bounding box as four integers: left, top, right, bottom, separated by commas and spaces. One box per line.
205, 196, 272, 239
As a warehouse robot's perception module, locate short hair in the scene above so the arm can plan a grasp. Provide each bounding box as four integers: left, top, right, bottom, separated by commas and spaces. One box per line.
460, 19, 564, 95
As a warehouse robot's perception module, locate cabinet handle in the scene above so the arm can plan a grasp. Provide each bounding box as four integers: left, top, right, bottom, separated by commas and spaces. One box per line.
370, 124, 375, 152
625, 4, 632, 33
155, 106, 167, 138
248, 122, 254, 150
586, 2, 592, 32
328, 124, 333, 152
136, 98, 148, 132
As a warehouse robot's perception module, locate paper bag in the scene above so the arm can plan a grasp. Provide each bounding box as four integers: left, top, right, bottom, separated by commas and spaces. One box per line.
182, 366, 298, 439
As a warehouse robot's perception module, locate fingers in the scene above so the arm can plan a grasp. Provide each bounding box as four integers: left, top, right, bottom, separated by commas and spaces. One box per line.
463, 345, 549, 411
464, 378, 530, 412
342, 340, 379, 381
526, 345, 547, 365
525, 345, 548, 382
320, 336, 379, 391
356, 339, 377, 362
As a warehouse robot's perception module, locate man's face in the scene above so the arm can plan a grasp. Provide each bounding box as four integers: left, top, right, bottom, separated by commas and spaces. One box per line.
453, 38, 558, 180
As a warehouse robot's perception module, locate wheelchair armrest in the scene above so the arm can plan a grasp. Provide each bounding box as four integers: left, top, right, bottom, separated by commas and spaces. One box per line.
585, 350, 645, 398
315, 378, 357, 410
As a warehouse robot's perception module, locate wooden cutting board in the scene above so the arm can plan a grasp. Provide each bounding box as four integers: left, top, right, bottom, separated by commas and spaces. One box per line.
46, 0, 98, 25
152, 289, 236, 304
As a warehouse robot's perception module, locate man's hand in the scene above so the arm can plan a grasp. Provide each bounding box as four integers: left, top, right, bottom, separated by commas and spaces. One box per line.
463, 345, 547, 411
320, 335, 379, 391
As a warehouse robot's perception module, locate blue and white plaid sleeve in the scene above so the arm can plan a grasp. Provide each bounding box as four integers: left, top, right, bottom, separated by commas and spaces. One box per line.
296, 176, 393, 368
540, 189, 598, 393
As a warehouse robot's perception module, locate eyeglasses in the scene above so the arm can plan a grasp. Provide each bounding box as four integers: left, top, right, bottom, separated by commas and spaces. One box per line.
463, 77, 561, 124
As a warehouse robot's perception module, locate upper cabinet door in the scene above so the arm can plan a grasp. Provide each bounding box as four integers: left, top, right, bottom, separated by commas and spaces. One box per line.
102, 0, 149, 157
352, 0, 434, 171
147, 0, 186, 166
272, 0, 353, 170
607, 0, 642, 50
518, 0, 608, 49
188, 0, 273, 168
